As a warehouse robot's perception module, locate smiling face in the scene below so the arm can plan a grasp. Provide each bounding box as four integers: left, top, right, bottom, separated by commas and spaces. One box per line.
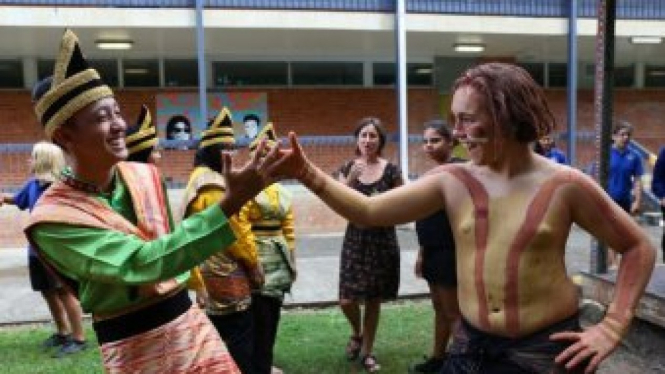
53, 97, 128, 170
450, 86, 498, 165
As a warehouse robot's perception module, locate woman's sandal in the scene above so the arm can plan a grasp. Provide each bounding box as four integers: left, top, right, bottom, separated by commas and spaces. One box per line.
345, 335, 362, 361
361, 354, 381, 372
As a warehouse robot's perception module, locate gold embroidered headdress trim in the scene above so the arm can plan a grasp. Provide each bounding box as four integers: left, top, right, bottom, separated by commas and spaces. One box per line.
34, 29, 114, 140
199, 107, 236, 149
126, 105, 157, 156
249, 122, 278, 153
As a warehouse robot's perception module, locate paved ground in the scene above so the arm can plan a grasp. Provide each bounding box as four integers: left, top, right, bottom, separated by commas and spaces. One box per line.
1, 224, 664, 373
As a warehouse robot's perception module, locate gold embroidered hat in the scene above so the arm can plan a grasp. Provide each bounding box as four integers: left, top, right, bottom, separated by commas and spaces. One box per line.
249, 122, 278, 153
34, 29, 114, 140
125, 105, 157, 162
199, 107, 236, 149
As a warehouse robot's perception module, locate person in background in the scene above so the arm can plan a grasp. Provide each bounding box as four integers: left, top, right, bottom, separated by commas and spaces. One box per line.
607, 120, 644, 268
247, 123, 296, 374
180, 107, 264, 374
268, 62, 655, 373
534, 134, 567, 164
651, 146, 665, 262
1, 141, 87, 358
126, 104, 209, 308
335, 117, 403, 372
244, 113, 261, 140
26, 29, 275, 373
125, 105, 162, 164
410, 120, 463, 374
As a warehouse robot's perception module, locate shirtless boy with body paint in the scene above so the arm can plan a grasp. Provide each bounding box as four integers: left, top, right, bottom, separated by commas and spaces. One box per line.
265, 63, 655, 373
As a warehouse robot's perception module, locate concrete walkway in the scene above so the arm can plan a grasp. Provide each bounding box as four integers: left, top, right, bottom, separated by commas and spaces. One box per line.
1, 224, 662, 325
0, 228, 428, 325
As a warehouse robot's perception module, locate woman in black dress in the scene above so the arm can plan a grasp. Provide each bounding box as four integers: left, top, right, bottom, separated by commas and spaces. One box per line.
411, 120, 463, 373
336, 117, 403, 372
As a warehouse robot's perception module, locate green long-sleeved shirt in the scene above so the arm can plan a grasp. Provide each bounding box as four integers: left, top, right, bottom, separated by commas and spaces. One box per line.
31, 175, 236, 315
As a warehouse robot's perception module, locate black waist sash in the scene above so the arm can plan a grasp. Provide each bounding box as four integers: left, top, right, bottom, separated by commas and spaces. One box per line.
93, 289, 191, 344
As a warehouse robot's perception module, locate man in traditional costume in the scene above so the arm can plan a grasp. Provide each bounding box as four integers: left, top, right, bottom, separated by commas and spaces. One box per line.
25, 29, 273, 374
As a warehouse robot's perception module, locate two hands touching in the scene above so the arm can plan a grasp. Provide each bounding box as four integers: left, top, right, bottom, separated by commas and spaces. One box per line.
220, 132, 310, 213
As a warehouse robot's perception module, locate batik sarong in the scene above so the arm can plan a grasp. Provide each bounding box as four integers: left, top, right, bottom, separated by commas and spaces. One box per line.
100, 304, 239, 374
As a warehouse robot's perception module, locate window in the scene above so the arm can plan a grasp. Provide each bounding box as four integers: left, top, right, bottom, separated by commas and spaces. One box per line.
547, 63, 568, 87
38, 59, 118, 87
645, 65, 665, 87
518, 63, 545, 86
0, 60, 23, 88
123, 59, 159, 87
613, 65, 634, 88
165, 59, 199, 87
213, 62, 288, 86
373, 62, 434, 86
37, 59, 54, 80
292, 62, 363, 86
90, 60, 119, 87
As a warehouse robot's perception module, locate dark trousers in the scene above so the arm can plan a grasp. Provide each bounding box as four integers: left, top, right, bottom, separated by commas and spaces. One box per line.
208, 310, 254, 374
251, 294, 283, 374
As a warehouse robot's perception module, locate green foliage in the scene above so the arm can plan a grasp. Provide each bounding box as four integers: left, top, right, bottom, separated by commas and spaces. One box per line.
0, 300, 433, 374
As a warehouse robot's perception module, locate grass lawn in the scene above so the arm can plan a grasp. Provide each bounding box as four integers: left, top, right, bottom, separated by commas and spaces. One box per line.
0, 300, 433, 374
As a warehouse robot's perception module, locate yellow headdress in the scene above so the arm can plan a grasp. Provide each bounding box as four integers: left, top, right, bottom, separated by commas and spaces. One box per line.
34, 29, 114, 140
249, 122, 278, 154
199, 107, 235, 149
125, 105, 157, 162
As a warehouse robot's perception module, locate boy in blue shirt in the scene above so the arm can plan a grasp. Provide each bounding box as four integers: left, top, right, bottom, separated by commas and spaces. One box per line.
608, 121, 644, 267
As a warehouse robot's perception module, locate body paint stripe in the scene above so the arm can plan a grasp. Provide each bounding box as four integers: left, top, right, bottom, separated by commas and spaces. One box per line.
504, 171, 572, 334
447, 167, 491, 329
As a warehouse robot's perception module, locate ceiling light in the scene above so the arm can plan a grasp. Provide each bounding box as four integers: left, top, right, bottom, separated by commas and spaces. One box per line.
125, 68, 149, 75
629, 36, 662, 44
415, 67, 432, 75
96, 40, 133, 50
454, 43, 485, 53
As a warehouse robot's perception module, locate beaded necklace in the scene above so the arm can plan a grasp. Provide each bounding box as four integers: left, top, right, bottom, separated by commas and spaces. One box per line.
60, 167, 114, 197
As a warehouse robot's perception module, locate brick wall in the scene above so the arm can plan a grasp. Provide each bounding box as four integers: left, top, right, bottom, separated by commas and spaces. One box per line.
2, 87, 665, 247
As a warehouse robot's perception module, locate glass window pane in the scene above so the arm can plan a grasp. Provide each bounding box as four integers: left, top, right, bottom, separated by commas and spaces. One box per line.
548, 63, 568, 87
408, 63, 433, 86
213, 62, 288, 86
0, 60, 23, 88
373, 62, 433, 86
518, 62, 545, 86
645, 65, 665, 87
37, 59, 55, 80
90, 59, 119, 87
614, 65, 634, 88
165, 59, 199, 87
123, 59, 159, 87
38, 59, 118, 87
373, 62, 394, 85
292, 62, 362, 86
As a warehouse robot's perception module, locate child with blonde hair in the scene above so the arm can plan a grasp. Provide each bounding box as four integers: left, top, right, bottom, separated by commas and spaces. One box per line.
1, 141, 87, 357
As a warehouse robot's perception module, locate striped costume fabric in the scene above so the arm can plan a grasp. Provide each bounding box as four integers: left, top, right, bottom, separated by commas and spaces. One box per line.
100, 305, 240, 374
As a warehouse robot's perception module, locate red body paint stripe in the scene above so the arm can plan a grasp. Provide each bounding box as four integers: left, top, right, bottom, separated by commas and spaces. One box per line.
447, 167, 491, 330
504, 171, 571, 334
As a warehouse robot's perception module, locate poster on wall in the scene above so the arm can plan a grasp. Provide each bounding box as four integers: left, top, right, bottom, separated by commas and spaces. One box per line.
156, 92, 268, 149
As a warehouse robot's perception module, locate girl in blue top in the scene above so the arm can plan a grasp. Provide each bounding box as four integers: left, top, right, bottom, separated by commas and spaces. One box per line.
1, 141, 87, 357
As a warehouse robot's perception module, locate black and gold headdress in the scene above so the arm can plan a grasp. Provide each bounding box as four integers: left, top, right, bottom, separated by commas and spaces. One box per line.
199, 107, 235, 149
34, 29, 114, 140
249, 122, 278, 153
126, 105, 157, 163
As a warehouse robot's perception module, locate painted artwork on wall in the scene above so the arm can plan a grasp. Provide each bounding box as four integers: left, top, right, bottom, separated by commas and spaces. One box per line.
156, 92, 268, 148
